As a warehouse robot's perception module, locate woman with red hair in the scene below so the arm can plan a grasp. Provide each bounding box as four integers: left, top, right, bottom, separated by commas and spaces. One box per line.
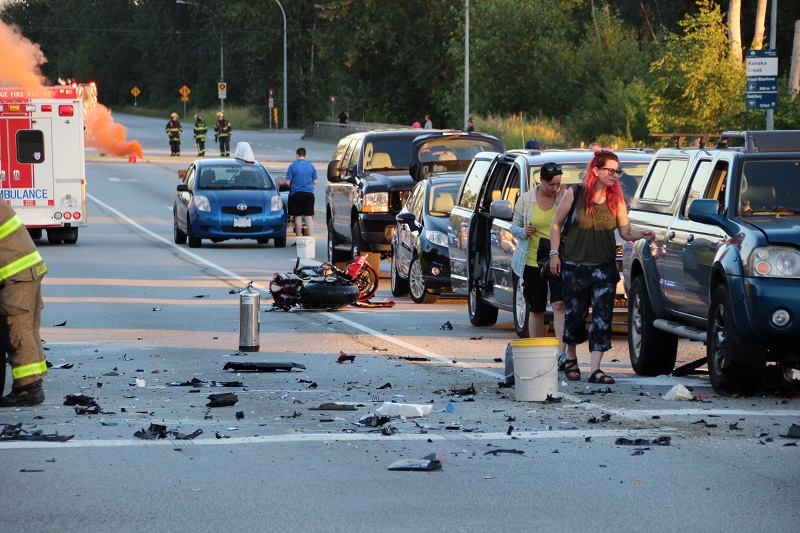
548, 150, 655, 384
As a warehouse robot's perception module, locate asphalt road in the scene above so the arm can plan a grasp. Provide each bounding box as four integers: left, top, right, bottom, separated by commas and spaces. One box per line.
1, 115, 798, 532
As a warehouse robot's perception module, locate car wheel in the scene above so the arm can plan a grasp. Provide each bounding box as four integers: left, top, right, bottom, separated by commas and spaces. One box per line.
513, 274, 530, 338
27, 229, 42, 240
187, 216, 202, 248
174, 215, 187, 244
273, 236, 287, 248
468, 283, 498, 327
62, 228, 78, 245
409, 255, 438, 304
390, 253, 409, 297
327, 218, 349, 264
628, 275, 678, 376
257, 238, 270, 244
47, 230, 63, 245
351, 220, 381, 274
707, 285, 766, 395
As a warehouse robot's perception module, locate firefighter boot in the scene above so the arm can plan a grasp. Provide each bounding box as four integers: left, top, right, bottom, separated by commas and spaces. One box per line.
0, 379, 45, 407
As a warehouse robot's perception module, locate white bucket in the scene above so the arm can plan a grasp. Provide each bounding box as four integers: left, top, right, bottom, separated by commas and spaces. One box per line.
511, 338, 559, 401
296, 236, 315, 259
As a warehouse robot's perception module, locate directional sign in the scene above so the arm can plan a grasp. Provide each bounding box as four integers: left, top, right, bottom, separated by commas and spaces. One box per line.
179, 85, 191, 97
746, 92, 777, 109
131, 86, 141, 97
745, 49, 778, 111
747, 78, 778, 92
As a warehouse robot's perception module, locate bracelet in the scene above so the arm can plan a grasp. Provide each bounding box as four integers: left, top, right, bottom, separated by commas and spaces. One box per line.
549, 250, 559, 256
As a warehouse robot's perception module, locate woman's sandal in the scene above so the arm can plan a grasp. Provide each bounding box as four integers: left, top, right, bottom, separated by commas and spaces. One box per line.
588, 369, 615, 384
563, 358, 581, 381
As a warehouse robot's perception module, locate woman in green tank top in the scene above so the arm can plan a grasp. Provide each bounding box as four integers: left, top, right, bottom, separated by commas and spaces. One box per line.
548, 150, 655, 385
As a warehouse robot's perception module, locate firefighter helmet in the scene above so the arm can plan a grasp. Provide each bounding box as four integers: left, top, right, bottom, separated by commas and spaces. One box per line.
217, 112, 224, 118
171, 112, 178, 119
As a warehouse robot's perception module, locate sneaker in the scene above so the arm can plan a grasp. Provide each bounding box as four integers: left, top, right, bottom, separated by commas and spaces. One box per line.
0, 384, 45, 407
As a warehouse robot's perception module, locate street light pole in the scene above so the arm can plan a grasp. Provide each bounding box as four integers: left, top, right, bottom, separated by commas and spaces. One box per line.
464, 0, 469, 131
273, 0, 287, 129
176, 0, 224, 111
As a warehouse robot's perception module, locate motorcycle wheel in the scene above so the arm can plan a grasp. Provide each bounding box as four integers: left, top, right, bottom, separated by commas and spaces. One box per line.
299, 282, 360, 309
355, 263, 379, 301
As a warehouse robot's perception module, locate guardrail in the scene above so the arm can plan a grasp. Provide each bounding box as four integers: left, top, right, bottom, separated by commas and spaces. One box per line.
305, 121, 407, 143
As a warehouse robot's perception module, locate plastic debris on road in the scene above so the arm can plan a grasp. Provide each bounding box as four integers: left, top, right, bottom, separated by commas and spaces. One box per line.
376, 402, 432, 418
206, 393, 238, 407
664, 384, 693, 400
388, 453, 442, 471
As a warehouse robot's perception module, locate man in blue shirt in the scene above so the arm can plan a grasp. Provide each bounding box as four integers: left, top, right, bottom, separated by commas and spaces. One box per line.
285, 147, 318, 236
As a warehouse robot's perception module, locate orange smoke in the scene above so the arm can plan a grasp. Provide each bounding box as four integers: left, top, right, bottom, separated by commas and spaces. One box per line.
85, 104, 144, 159
0, 21, 47, 89
0, 20, 143, 159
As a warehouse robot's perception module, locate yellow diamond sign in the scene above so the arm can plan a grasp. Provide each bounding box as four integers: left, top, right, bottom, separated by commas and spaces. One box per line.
179, 85, 191, 97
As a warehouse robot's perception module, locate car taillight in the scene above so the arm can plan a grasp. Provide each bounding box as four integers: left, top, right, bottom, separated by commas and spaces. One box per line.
59, 105, 74, 117
41, 104, 53, 112
63, 212, 72, 220
72, 212, 81, 220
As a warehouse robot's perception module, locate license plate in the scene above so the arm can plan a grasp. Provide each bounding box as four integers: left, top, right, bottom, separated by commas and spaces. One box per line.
233, 217, 251, 228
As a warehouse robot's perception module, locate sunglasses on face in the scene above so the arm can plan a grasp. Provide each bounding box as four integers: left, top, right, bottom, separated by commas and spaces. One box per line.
597, 166, 623, 176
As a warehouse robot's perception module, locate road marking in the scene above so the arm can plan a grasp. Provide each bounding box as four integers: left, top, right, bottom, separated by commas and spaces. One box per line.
0, 428, 668, 450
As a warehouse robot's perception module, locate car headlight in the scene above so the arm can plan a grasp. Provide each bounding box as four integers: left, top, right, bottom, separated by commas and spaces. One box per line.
193, 195, 211, 212
270, 195, 283, 212
749, 246, 800, 278
426, 230, 449, 247
362, 192, 389, 213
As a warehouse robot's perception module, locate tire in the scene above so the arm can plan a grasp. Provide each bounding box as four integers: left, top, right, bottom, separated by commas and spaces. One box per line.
187, 216, 202, 248
351, 220, 381, 274
174, 216, 187, 244
628, 276, 678, 376
513, 274, 530, 338
468, 284, 498, 327
390, 254, 409, 297
327, 219, 349, 263
707, 285, 766, 394
354, 263, 379, 301
409, 255, 438, 304
62, 228, 78, 245
273, 236, 287, 248
27, 229, 42, 240
257, 238, 270, 244
300, 282, 360, 309
47, 230, 63, 245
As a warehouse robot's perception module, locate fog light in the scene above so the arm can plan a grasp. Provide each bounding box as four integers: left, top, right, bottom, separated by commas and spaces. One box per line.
431, 267, 441, 276
772, 309, 790, 327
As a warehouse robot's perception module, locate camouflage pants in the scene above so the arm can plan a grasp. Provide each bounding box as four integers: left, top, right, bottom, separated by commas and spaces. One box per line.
561, 261, 619, 352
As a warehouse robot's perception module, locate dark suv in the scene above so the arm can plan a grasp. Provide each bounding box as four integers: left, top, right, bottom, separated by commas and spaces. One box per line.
623, 130, 800, 393
326, 130, 504, 271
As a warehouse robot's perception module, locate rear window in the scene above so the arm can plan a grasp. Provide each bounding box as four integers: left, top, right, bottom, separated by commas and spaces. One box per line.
196, 165, 275, 190
16, 130, 45, 164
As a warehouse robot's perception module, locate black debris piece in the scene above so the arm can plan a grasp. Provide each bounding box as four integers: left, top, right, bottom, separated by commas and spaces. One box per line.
469, 336, 483, 341
48, 363, 74, 369
0, 423, 73, 442
780, 424, 800, 439
53, 320, 67, 327
309, 403, 357, 411
191, 294, 209, 299
133, 423, 168, 440
387, 453, 442, 471
20, 469, 45, 473
104, 371, 119, 376
493, 358, 502, 363
691, 419, 718, 428
484, 449, 525, 456
206, 393, 238, 408
359, 415, 391, 427
784, 442, 798, 447
588, 414, 612, 424
307, 382, 318, 389
377, 382, 392, 390
229, 289, 242, 294
454, 384, 476, 396
380, 427, 397, 436
505, 416, 516, 422
506, 425, 513, 435
220, 381, 243, 387
497, 382, 513, 388
223, 362, 306, 372
337, 351, 356, 364
101, 421, 117, 426
215, 432, 230, 439
544, 394, 561, 403
63, 394, 96, 406
729, 422, 740, 431
280, 411, 302, 419
615, 436, 671, 446
152, 307, 162, 311
440, 321, 453, 330
631, 450, 646, 456
74, 404, 101, 415
168, 377, 207, 387
236, 411, 245, 420
585, 437, 591, 442
400, 356, 429, 362
172, 429, 203, 440
671, 357, 708, 377
372, 346, 388, 351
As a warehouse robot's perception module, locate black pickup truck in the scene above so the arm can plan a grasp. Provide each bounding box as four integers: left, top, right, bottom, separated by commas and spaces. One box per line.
622, 130, 800, 394
326, 130, 504, 271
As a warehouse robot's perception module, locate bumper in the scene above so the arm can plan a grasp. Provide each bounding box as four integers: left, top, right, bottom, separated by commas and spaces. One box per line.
419, 244, 452, 290
192, 210, 287, 239
358, 215, 396, 252
732, 276, 800, 346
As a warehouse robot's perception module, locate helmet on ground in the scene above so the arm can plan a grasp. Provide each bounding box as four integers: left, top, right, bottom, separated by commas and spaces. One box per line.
171, 112, 178, 119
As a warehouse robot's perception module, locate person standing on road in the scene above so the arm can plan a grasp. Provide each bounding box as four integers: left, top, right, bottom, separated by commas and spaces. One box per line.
285, 147, 318, 237
0, 201, 48, 407
193, 114, 207, 157
424, 115, 433, 129
166, 112, 182, 156
549, 150, 655, 384
214, 112, 232, 157
510, 163, 566, 358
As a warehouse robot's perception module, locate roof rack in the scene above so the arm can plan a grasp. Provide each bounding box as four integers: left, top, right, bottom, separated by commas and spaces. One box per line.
717, 130, 800, 152
649, 133, 720, 149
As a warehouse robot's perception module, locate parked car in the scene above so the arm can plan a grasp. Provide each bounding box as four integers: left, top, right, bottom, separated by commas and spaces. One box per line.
392, 173, 463, 303
326, 129, 504, 272
173, 142, 287, 248
447, 148, 653, 337
622, 130, 800, 394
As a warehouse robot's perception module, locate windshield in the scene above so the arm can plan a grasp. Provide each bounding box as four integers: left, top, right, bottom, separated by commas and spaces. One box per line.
739, 160, 800, 215
196, 166, 275, 190
528, 162, 650, 190
363, 139, 414, 171
427, 181, 461, 216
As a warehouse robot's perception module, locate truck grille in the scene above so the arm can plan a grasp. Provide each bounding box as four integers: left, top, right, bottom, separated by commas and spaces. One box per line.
390, 190, 411, 213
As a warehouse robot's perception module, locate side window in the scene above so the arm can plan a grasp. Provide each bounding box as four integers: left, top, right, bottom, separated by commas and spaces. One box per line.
503, 166, 521, 212
704, 161, 729, 214
345, 139, 362, 172
458, 159, 491, 210
411, 184, 424, 218
185, 166, 196, 189
17, 130, 45, 164
640, 159, 688, 203
480, 162, 511, 210
681, 160, 712, 218
332, 139, 349, 162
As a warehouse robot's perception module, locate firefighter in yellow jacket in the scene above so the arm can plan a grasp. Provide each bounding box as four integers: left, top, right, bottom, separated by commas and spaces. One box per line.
166, 112, 182, 156
0, 201, 48, 407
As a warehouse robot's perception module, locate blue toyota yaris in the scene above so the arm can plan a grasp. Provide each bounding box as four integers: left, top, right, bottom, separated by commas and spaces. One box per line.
173, 142, 288, 248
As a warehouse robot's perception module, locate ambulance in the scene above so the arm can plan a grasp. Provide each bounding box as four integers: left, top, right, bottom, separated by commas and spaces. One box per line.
0, 86, 87, 244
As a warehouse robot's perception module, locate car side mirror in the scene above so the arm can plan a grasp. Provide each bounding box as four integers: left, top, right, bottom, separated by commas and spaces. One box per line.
177, 183, 189, 192
489, 199, 513, 221
327, 160, 342, 182
396, 212, 415, 224
688, 198, 738, 236
275, 178, 290, 192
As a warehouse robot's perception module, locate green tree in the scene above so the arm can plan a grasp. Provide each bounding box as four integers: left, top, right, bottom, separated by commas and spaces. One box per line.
647, 0, 745, 133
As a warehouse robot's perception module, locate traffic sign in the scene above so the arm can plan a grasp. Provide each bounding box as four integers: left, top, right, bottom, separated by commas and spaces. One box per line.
330, 95, 336, 104
747, 78, 778, 92
744, 49, 778, 111
181, 96, 189, 102
131, 86, 141, 97
269, 88, 274, 97
746, 92, 777, 109
218, 82, 227, 100
179, 85, 191, 97
268, 97, 274, 108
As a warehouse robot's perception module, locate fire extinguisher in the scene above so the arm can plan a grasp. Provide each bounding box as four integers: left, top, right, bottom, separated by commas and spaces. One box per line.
239, 281, 260, 352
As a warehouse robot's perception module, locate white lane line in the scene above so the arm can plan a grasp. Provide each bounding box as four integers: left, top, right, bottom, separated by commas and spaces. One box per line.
0, 428, 667, 450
